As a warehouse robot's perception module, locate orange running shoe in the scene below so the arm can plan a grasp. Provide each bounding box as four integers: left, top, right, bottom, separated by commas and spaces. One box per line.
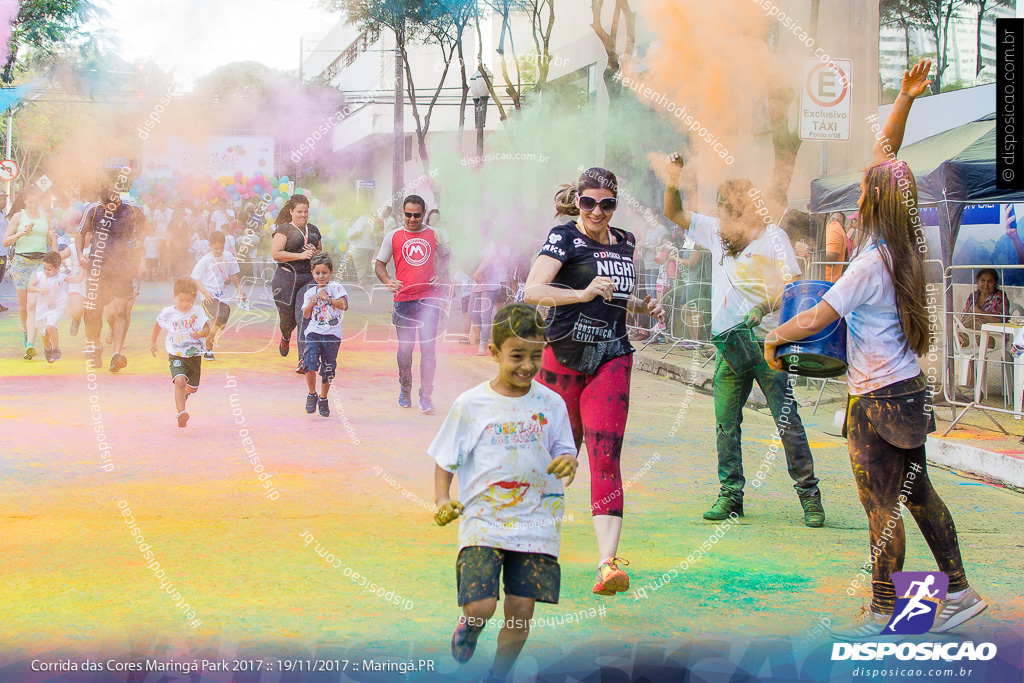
592, 557, 630, 596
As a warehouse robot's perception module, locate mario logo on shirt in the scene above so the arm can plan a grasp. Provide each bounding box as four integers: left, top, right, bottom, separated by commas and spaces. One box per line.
402, 238, 432, 266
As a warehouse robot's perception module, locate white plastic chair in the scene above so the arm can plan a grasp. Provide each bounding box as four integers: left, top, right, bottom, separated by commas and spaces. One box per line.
955, 315, 1011, 400
953, 316, 976, 388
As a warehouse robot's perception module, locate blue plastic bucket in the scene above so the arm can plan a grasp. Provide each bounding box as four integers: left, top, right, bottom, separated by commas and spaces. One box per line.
777, 280, 848, 379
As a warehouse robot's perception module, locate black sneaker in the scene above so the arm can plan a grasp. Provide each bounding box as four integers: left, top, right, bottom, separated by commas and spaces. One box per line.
318, 397, 330, 417
44, 347, 53, 363
305, 393, 318, 413
800, 493, 826, 528
703, 496, 743, 520
279, 338, 290, 357
51, 349, 63, 362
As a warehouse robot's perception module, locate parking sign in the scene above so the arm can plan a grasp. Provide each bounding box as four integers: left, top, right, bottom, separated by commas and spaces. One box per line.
800, 59, 852, 141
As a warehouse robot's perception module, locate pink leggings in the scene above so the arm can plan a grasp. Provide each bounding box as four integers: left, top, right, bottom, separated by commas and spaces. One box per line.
538, 348, 632, 517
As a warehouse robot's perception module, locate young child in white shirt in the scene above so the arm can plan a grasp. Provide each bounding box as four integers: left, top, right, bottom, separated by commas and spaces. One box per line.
189, 233, 209, 266
430, 302, 578, 683
144, 235, 161, 280
300, 252, 349, 417
26, 251, 85, 362
150, 277, 211, 428
191, 231, 246, 360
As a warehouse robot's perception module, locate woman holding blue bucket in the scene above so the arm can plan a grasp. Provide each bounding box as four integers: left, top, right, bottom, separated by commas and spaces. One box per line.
765, 59, 985, 639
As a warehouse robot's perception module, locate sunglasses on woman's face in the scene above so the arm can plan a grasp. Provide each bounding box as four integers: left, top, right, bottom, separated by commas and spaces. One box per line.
577, 196, 617, 212
405, 211, 423, 219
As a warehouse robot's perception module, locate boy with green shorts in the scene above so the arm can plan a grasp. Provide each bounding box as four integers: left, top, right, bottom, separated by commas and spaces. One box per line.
431, 303, 578, 683
150, 277, 211, 428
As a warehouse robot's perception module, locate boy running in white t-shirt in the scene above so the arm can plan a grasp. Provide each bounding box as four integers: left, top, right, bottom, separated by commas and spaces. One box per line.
431, 302, 578, 683
301, 252, 349, 417
191, 230, 246, 360
150, 277, 211, 428
26, 251, 85, 362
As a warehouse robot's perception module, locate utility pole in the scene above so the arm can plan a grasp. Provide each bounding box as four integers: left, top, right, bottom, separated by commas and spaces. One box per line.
5, 108, 12, 204
393, 21, 405, 214
297, 37, 304, 187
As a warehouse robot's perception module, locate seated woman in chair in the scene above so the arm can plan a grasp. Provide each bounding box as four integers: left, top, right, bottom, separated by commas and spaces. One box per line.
959, 268, 1010, 350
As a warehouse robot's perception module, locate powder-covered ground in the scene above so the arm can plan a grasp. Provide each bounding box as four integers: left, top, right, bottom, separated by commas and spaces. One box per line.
2, 280, 1022, 681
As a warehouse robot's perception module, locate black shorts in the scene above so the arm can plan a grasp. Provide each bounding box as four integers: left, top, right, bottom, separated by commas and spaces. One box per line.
169, 355, 202, 388
90, 272, 136, 307
456, 546, 560, 606
203, 298, 231, 326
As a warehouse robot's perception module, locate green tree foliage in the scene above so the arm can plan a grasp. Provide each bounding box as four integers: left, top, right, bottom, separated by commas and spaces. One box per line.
3, 0, 104, 85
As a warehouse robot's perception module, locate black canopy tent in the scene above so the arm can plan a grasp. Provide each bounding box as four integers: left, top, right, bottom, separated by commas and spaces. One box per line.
809, 113, 1024, 403
809, 113, 1019, 264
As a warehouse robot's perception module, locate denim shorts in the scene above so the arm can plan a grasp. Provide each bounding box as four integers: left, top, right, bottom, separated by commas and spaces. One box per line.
302, 331, 341, 381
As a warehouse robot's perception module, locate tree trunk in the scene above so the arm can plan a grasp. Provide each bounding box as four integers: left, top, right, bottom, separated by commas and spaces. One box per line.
405, 41, 456, 172
930, 18, 942, 94
457, 38, 468, 154
904, 18, 911, 71
474, 5, 508, 121
767, 79, 801, 217
591, 0, 636, 101
809, 0, 820, 43
530, 0, 554, 92
976, 1, 986, 77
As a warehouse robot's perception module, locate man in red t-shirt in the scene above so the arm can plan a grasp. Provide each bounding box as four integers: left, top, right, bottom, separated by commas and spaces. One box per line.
375, 195, 450, 414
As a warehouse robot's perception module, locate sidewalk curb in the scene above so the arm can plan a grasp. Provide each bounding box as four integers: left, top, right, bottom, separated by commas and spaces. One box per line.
926, 437, 1024, 492
634, 352, 766, 406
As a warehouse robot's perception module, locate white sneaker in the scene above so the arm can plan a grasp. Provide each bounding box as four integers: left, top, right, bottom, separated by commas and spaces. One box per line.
930, 587, 987, 633
830, 606, 897, 641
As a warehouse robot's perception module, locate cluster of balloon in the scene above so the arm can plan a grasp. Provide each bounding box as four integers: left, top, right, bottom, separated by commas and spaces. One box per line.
52, 203, 89, 231
127, 171, 349, 253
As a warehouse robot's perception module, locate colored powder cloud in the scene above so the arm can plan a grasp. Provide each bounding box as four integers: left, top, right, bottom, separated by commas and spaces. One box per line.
0, 0, 17, 67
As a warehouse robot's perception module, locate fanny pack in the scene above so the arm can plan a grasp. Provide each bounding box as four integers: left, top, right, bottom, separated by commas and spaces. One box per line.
711, 324, 762, 374
16, 252, 46, 260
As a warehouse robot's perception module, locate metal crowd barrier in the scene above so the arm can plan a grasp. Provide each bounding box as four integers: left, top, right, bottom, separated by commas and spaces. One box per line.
942, 264, 1024, 435
629, 248, 716, 363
